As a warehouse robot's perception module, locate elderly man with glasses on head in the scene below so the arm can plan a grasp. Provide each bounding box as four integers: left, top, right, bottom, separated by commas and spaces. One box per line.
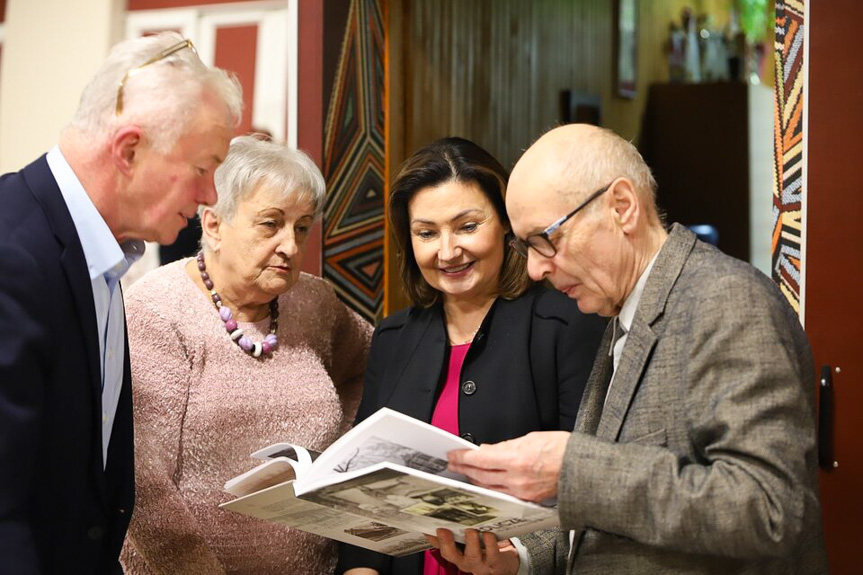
428, 124, 828, 575
0, 31, 241, 574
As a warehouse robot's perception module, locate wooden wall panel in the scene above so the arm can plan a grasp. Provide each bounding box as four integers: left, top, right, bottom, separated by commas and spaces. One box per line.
403, 0, 616, 171
399, 0, 756, 167
386, 0, 767, 315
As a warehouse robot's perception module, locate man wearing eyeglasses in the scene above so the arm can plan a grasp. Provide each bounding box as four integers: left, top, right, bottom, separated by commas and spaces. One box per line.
0, 32, 241, 574
431, 124, 827, 574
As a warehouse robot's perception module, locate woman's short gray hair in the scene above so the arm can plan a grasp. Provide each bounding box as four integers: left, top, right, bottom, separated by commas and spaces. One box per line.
69, 31, 243, 152
204, 135, 326, 224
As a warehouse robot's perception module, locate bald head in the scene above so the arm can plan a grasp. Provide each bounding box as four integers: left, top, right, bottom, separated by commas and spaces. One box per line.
505, 125, 667, 316
510, 124, 658, 215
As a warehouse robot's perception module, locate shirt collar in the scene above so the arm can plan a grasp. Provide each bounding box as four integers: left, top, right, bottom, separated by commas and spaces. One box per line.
617, 249, 661, 334
47, 146, 144, 281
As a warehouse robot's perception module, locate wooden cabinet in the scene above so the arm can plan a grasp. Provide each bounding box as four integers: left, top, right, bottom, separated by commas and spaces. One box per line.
639, 82, 773, 270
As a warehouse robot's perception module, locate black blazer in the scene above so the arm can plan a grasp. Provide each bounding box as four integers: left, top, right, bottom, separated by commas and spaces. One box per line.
0, 156, 134, 575
337, 283, 606, 574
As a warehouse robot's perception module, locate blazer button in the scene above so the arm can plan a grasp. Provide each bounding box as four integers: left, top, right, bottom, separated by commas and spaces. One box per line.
87, 525, 105, 540
461, 432, 475, 444
461, 380, 477, 395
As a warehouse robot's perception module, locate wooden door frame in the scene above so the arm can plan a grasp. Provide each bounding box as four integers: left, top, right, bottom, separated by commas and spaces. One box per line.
383, 0, 410, 316
805, 0, 863, 571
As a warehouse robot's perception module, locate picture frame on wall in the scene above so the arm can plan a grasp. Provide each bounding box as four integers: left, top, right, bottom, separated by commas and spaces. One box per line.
615, 0, 638, 98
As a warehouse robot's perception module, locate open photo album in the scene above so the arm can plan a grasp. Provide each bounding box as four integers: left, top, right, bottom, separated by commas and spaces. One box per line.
220, 407, 559, 557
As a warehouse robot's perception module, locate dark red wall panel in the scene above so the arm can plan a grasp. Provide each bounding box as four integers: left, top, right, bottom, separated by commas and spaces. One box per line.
214, 24, 257, 137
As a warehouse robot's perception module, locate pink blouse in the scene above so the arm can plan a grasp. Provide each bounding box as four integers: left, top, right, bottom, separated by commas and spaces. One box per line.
425, 343, 471, 575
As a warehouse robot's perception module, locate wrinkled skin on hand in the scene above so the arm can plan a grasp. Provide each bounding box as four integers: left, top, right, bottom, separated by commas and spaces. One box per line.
447, 431, 570, 502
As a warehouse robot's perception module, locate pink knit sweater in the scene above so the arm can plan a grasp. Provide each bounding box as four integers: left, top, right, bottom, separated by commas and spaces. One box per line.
120, 260, 372, 574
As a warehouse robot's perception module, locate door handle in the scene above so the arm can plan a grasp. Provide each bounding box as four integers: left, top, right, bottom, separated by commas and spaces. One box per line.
818, 365, 836, 471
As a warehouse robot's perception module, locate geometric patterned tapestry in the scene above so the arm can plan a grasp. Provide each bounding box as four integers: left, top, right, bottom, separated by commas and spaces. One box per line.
323, 0, 386, 322
772, 0, 805, 314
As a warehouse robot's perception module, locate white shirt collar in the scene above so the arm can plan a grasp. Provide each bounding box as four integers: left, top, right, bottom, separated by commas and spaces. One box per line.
46, 146, 143, 280
617, 250, 661, 334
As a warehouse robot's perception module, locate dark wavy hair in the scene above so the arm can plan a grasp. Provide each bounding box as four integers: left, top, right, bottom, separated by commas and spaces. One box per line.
389, 137, 531, 307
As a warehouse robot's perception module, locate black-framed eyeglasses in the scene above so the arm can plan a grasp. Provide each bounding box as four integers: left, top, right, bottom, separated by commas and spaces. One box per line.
509, 181, 613, 258
115, 39, 197, 116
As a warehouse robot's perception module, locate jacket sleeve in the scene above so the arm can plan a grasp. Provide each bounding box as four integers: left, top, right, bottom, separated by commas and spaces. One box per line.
557, 272, 819, 559
352, 313, 407, 425
120, 293, 226, 575
532, 290, 607, 431
0, 245, 50, 575
520, 528, 569, 575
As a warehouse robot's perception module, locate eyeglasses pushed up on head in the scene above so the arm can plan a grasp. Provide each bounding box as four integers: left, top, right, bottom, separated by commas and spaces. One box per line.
509, 181, 613, 258
115, 39, 197, 116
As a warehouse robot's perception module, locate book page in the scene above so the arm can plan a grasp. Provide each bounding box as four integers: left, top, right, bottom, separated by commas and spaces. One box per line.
298, 463, 559, 543
220, 481, 431, 557
221, 409, 558, 555
252, 443, 320, 467
224, 444, 314, 497
307, 408, 477, 485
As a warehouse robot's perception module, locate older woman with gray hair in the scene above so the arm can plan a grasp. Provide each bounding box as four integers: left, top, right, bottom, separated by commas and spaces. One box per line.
120, 135, 372, 574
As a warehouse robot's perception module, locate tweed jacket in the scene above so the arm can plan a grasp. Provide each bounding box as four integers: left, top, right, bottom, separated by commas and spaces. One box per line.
522, 224, 828, 574
337, 283, 606, 575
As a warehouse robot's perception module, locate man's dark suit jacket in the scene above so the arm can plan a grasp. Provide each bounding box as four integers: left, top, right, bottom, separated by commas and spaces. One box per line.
0, 156, 134, 574
336, 283, 606, 575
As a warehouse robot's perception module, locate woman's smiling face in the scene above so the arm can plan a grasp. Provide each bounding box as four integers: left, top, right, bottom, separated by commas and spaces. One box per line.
408, 179, 506, 304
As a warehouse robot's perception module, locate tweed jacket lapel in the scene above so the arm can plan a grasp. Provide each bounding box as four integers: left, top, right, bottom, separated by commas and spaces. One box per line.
595, 224, 696, 442
567, 323, 614, 571
568, 225, 697, 568
573, 322, 614, 435
595, 325, 657, 440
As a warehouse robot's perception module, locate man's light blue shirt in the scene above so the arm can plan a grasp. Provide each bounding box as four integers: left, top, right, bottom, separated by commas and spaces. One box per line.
46, 146, 143, 468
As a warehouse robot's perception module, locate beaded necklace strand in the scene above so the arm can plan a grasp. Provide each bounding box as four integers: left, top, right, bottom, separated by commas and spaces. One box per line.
197, 252, 279, 358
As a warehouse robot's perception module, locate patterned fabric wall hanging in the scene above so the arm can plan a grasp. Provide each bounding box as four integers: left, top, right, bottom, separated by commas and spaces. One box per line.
323, 0, 386, 322
772, 0, 805, 313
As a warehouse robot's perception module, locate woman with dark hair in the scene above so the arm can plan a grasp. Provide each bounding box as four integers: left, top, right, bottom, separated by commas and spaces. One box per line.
336, 137, 605, 575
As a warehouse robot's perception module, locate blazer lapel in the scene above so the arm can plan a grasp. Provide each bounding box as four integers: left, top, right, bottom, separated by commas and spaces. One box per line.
380, 307, 447, 422
595, 224, 696, 442
23, 157, 107, 499
569, 225, 698, 567
573, 323, 614, 435
596, 324, 657, 440
59, 250, 102, 402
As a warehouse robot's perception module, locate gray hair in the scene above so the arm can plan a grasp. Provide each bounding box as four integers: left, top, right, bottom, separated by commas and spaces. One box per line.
203, 135, 326, 225
69, 31, 243, 151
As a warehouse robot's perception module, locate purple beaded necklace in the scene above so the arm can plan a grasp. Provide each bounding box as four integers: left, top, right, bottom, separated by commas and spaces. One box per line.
197, 251, 279, 358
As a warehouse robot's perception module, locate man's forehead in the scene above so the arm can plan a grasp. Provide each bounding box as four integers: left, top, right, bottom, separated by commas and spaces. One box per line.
506, 184, 562, 233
